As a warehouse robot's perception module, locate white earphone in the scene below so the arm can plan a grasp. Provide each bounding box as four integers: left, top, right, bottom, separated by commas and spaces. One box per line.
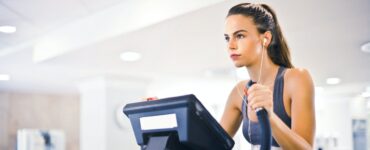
256, 37, 268, 84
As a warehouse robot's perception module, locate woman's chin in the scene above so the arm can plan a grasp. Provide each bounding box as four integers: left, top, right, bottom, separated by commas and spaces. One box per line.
234, 63, 245, 68
231, 60, 247, 67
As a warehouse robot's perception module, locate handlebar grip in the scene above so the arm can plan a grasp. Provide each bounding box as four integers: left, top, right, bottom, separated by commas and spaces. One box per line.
246, 81, 272, 150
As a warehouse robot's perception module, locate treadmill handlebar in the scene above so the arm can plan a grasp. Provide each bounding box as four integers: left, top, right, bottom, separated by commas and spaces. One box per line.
247, 82, 272, 150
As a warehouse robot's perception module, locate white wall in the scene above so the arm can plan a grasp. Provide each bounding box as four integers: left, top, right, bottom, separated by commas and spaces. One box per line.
78, 77, 147, 150
0, 93, 9, 150
147, 76, 235, 123
315, 94, 353, 150
79, 78, 107, 150
105, 79, 147, 150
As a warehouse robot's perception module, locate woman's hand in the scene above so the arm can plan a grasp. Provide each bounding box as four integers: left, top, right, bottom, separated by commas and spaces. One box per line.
142, 96, 158, 101
246, 84, 274, 117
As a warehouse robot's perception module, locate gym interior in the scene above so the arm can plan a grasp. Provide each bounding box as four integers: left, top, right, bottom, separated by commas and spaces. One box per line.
0, 0, 369, 150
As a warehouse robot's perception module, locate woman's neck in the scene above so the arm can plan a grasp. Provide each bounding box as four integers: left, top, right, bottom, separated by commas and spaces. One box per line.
246, 56, 279, 86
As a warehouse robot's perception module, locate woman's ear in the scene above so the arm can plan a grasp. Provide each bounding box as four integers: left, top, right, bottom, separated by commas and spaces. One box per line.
263, 31, 273, 47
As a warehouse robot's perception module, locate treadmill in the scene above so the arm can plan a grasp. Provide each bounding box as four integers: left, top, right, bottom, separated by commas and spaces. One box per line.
123, 94, 271, 150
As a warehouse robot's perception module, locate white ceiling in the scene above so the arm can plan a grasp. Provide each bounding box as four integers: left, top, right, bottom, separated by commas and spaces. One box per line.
0, 0, 369, 96
0, 0, 124, 51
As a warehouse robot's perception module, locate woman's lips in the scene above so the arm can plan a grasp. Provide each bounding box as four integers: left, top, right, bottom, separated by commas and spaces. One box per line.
230, 54, 241, 60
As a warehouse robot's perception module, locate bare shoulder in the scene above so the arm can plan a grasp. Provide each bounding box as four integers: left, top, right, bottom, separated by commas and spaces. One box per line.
284, 67, 314, 97
285, 67, 313, 84
285, 67, 311, 78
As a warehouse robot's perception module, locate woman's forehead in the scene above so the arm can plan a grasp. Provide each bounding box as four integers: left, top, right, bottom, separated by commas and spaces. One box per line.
224, 15, 256, 35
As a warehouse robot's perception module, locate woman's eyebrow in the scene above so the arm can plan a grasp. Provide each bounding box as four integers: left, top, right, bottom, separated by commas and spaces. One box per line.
224, 29, 248, 37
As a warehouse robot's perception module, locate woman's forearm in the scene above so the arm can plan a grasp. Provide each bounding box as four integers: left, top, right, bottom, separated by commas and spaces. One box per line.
270, 112, 312, 150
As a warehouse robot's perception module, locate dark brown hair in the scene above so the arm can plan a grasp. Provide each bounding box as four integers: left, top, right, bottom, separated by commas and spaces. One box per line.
227, 3, 293, 68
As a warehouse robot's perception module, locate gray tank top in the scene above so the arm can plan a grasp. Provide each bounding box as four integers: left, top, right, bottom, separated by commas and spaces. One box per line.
242, 66, 291, 147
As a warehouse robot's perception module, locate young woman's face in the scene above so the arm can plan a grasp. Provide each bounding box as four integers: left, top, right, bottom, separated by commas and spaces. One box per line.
224, 14, 263, 68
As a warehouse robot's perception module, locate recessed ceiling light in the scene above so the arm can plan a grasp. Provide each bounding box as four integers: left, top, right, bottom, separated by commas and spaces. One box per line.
0, 74, 10, 81
120, 51, 141, 62
0, 26, 16, 33
326, 77, 341, 85
361, 42, 370, 53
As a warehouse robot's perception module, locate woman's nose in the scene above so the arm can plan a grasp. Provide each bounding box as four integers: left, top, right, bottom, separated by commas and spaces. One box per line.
228, 38, 237, 50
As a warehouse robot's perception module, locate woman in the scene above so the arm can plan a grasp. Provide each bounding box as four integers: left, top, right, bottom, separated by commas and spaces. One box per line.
220, 3, 315, 150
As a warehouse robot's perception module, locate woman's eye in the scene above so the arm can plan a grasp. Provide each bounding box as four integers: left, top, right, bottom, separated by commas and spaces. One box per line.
236, 34, 245, 39
224, 36, 230, 42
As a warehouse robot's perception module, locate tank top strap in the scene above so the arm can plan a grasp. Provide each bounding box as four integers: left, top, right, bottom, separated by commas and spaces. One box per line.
272, 66, 291, 128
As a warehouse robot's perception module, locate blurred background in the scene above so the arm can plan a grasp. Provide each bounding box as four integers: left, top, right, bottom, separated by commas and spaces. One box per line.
0, 0, 369, 150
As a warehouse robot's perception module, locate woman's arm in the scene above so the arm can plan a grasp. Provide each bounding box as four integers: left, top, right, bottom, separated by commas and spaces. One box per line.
270, 68, 316, 149
220, 81, 245, 137
247, 68, 315, 149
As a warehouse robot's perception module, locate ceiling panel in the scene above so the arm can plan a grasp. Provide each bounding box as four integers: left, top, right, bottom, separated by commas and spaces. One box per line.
0, 3, 39, 48
79, 0, 123, 12
0, 0, 89, 29
0, 3, 21, 22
